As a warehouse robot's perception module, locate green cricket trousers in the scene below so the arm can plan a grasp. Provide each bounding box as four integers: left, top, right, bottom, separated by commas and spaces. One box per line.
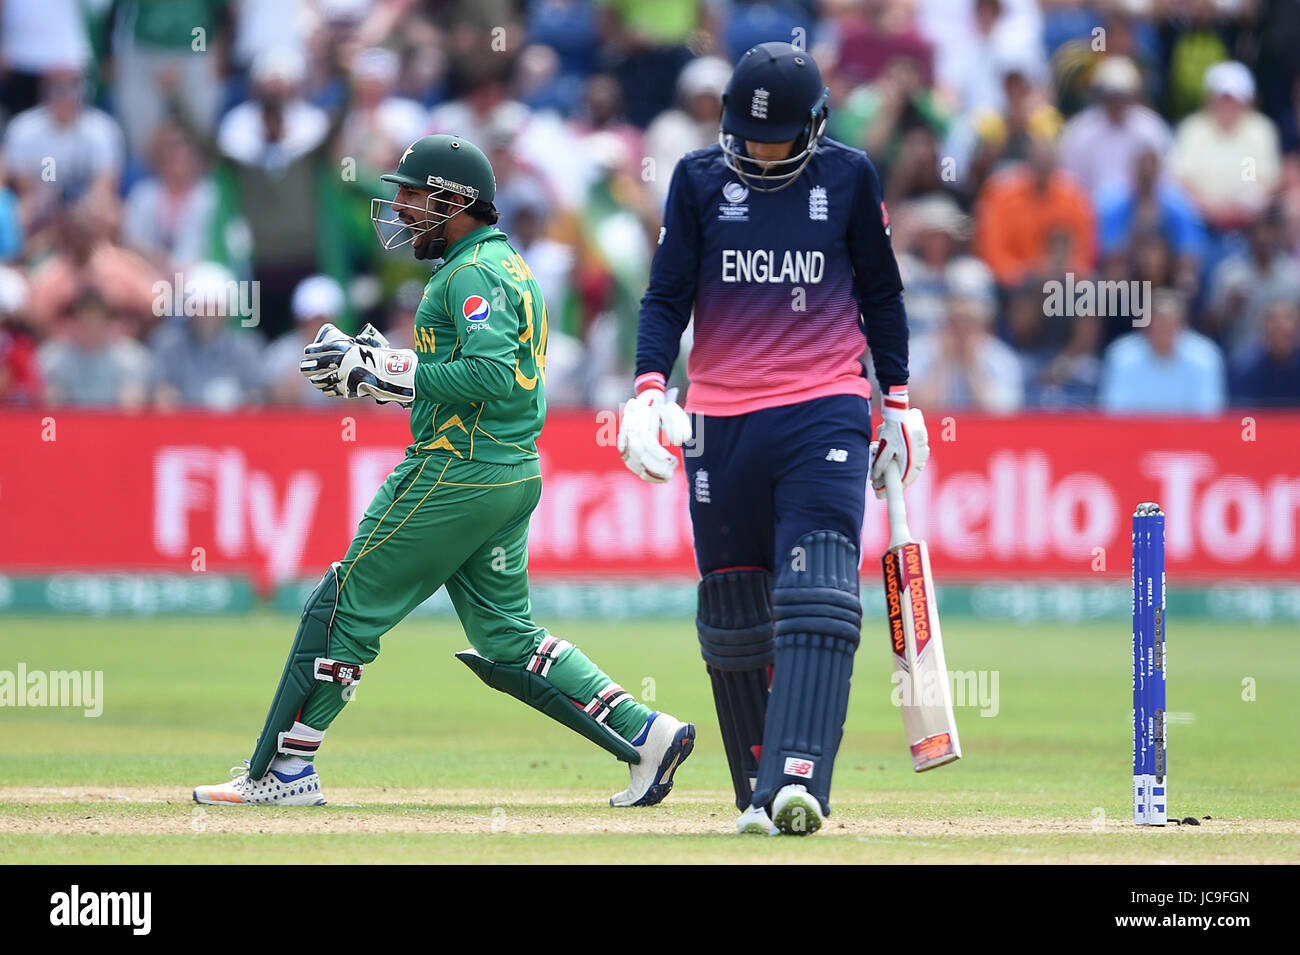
294, 451, 651, 741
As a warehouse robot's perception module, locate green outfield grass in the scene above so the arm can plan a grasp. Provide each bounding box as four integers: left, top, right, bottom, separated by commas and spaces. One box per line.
0, 614, 1296, 863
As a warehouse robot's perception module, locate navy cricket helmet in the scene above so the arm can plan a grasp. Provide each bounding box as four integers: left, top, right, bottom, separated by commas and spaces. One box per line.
719, 41, 830, 192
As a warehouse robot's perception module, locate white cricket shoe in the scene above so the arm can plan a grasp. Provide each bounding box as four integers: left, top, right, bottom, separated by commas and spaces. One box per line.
609, 711, 695, 807
771, 783, 823, 836
193, 760, 326, 806
737, 804, 777, 835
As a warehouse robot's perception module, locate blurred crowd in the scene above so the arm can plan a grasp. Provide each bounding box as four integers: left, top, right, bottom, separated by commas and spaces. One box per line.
2, 0, 1299, 414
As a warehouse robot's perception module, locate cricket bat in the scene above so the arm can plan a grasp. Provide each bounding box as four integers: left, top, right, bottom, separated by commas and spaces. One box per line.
879, 457, 962, 772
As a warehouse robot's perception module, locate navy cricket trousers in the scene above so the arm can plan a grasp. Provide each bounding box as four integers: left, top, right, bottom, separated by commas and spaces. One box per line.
683, 393, 873, 575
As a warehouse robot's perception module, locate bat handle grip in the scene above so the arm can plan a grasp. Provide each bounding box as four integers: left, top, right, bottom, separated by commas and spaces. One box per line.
883, 459, 912, 550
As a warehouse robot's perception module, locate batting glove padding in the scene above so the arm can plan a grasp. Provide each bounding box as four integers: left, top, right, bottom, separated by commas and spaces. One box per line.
869, 390, 929, 498
617, 384, 692, 484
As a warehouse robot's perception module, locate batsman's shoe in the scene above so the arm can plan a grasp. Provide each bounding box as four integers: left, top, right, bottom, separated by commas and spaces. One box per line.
737, 804, 778, 835
771, 783, 823, 836
193, 761, 326, 807
609, 712, 695, 807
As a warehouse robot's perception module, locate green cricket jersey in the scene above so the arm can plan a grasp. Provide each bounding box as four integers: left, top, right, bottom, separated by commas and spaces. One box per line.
408, 226, 548, 464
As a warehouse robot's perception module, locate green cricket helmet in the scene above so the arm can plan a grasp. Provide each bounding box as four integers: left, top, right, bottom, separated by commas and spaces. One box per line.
371, 134, 498, 258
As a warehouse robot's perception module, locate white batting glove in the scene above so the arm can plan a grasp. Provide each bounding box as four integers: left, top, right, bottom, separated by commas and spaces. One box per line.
617, 381, 692, 484
869, 386, 929, 499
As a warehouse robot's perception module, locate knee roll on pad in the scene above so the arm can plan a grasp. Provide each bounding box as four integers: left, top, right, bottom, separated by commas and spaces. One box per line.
773, 530, 862, 647
753, 531, 863, 815
697, 570, 774, 670
248, 563, 363, 779
697, 570, 775, 810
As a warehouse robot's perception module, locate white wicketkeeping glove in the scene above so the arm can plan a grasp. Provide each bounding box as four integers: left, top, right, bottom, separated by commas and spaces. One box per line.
299, 323, 354, 397
617, 385, 692, 483
300, 323, 417, 406
869, 386, 929, 499
353, 323, 392, 350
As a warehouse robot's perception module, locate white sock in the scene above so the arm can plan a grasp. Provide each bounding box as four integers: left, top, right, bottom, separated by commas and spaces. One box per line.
270, 755, 311, 776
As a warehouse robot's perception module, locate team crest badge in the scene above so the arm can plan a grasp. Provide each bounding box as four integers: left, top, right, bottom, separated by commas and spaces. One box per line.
462, 295, 491, 322
809, 185, 828, 221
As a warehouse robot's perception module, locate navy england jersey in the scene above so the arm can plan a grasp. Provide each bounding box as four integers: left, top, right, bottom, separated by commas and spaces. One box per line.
634, 138, 909, 416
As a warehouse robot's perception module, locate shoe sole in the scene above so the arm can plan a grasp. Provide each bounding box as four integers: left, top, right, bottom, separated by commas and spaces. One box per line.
193, 790, 241, 806
772, 792, 823, 836
192, 787, 326, 807
629, 722, 696, 807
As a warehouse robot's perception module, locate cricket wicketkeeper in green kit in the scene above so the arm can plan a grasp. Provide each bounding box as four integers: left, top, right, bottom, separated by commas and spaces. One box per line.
194, 135, 696, 807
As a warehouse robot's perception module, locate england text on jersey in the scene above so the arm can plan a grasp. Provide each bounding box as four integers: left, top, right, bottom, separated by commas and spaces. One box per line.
720, 249, 825, 284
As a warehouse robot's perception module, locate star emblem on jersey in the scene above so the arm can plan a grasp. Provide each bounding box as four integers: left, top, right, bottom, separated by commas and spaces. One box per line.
462, 295, 491, 322
809, 185, 828, 221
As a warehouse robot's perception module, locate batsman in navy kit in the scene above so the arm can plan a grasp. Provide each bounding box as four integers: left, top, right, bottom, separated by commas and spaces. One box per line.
619, 42, 931, 835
